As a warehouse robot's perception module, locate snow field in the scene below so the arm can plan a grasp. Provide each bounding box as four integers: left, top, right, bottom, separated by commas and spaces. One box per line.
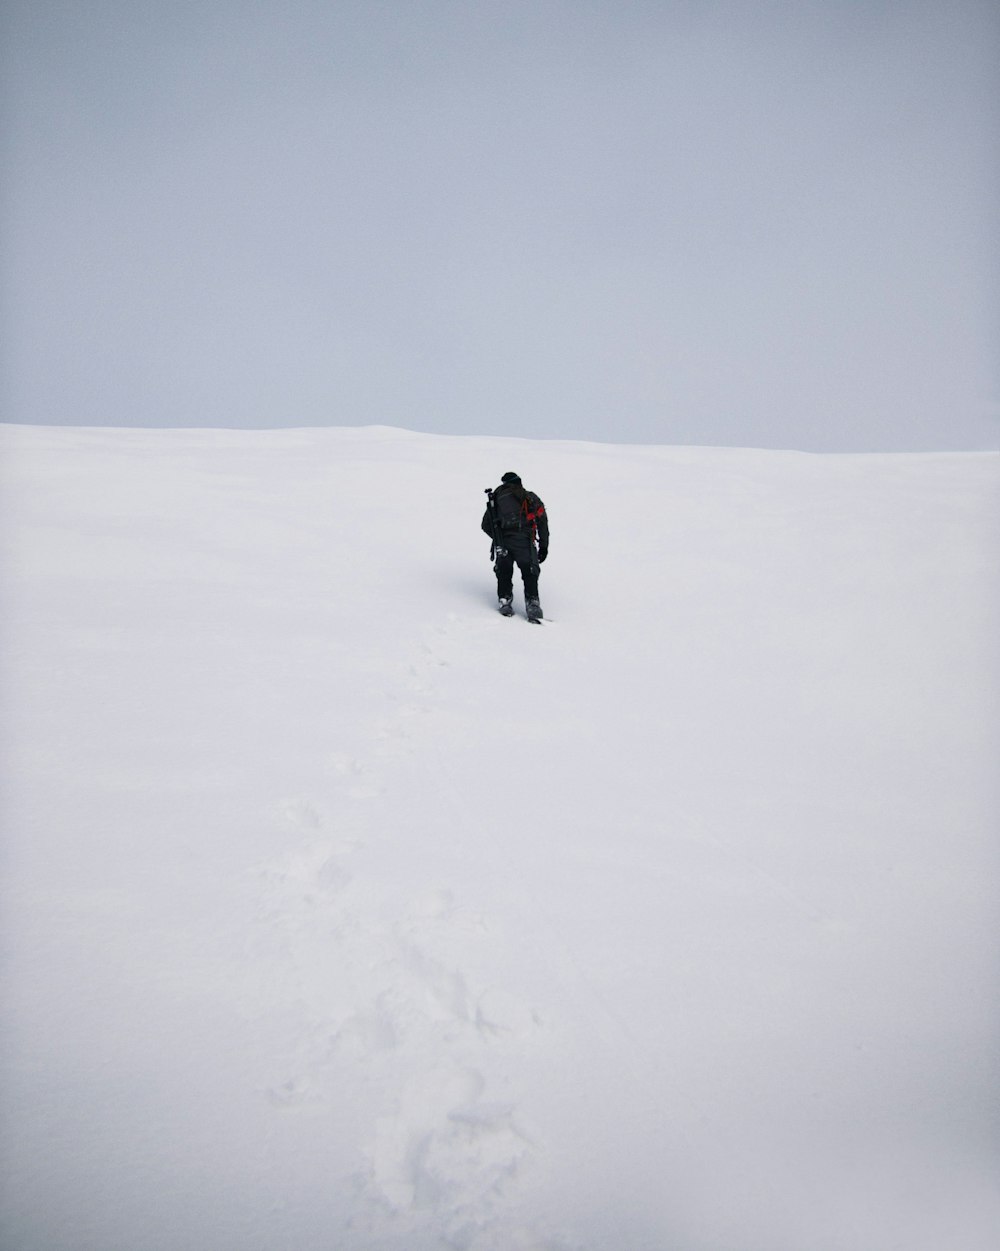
0, 425, 998, 1250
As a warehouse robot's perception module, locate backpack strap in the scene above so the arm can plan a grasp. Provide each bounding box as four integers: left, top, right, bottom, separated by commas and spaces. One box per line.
523, 494, 545, 538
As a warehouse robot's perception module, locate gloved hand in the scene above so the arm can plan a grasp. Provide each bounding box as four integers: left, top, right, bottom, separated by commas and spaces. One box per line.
537, 547, 548, 563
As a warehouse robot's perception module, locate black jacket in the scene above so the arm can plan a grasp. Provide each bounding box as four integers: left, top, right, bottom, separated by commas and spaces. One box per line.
482, 483, 549, 551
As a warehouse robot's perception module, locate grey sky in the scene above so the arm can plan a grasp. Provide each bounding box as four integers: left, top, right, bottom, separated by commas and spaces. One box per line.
2, 0, 997, 451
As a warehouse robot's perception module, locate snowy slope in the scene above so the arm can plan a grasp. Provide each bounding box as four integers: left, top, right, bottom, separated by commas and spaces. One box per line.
1, 425, 997, 1251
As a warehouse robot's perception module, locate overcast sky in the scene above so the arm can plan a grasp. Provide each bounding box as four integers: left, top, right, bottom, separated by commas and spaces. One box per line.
2, 0, 997, 451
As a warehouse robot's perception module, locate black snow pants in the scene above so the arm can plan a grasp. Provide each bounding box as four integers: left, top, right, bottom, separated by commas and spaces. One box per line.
495, 531, 540, 601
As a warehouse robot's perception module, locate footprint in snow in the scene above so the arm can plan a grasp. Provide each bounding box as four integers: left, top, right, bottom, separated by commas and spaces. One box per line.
366, 1063, 532, 1222
327, 752, 382, 799
475, 988, 543, 1040
282, 798, 324, 830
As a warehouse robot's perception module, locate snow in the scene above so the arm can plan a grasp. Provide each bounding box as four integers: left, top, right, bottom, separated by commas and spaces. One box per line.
1, 424, 998, 1250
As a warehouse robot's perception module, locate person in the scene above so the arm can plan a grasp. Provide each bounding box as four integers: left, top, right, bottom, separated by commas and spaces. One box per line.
481, 471, 549, 621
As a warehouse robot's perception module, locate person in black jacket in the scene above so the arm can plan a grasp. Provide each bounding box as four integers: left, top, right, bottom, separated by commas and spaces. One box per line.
481, 472, 549, 620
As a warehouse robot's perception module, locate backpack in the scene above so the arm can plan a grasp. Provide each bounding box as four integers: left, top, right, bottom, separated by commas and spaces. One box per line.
495, 485, 543, 536
495, 485, 528, 530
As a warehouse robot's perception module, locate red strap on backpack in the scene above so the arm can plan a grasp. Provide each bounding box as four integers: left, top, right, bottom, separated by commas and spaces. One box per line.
524, 498, 544, 538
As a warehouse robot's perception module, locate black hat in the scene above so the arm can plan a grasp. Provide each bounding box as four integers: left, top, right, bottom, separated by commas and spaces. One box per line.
501, 472, 521, 485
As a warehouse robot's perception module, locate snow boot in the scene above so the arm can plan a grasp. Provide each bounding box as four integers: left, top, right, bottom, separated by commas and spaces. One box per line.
526, 598, 543, 623
498, 597, 514, 617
